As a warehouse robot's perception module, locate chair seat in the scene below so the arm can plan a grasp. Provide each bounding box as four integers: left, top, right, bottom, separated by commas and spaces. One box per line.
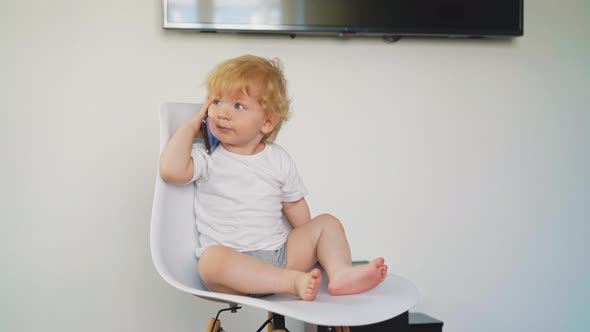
150, 102, 419, 327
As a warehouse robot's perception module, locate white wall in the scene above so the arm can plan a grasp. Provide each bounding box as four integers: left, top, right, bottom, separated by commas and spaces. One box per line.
2, 1, 589, 331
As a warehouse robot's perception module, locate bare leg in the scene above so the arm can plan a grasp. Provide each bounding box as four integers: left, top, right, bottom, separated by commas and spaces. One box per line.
285, 214, 388, 296
198, 245, 321, 300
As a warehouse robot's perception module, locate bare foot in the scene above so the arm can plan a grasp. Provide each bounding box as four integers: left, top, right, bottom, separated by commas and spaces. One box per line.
294, 268, 322, 301
328, 257, 388, 296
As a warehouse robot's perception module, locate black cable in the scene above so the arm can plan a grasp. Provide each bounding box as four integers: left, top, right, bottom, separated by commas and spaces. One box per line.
210, 305, 242, 332
255, 318, 274, 332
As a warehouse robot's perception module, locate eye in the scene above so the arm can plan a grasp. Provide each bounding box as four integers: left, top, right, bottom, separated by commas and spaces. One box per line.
234, 103, 246, 111
212, 99, 221, 106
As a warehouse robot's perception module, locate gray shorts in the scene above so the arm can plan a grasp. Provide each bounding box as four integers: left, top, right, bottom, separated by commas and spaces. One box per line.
243, 245, 287, 269
199, 245, 287, 297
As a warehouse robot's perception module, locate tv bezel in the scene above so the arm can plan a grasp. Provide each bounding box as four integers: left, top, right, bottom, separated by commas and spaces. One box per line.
163, 0, 523, 38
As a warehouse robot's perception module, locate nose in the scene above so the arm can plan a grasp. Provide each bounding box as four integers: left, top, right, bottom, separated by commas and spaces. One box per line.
216, 104, 231, 121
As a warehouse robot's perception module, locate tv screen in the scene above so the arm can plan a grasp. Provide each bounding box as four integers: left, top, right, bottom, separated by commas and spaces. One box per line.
164, 0, 523, 38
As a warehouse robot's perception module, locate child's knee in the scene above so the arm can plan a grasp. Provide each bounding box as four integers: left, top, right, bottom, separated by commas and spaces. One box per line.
198, 245, 229, 283
317, 213, 344, 231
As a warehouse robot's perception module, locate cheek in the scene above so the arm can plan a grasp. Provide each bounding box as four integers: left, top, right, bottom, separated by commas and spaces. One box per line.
249, 116, 265, 128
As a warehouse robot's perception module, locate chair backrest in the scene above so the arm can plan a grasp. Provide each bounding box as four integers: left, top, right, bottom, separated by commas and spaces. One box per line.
150, 102, 204, 290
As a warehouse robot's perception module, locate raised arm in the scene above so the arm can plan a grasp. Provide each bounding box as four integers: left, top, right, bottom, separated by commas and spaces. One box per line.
159, 102, 209, 184
282, 198, 312, 228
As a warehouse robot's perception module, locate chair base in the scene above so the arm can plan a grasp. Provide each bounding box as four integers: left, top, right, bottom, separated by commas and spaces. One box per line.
205, 304, 242, 332
204, 304, 353, 332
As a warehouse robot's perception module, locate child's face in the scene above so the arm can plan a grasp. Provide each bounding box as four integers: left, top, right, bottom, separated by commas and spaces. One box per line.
207, 87, 275, 153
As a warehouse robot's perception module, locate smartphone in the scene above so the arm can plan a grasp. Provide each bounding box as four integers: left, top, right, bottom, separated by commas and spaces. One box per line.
201, 117, 220, 154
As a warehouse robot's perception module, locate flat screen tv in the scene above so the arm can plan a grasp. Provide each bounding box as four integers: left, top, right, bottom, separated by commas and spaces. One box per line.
164, 0, 523, 38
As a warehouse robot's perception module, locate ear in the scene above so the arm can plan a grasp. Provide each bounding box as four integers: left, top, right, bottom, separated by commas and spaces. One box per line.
261, 113, 278, 134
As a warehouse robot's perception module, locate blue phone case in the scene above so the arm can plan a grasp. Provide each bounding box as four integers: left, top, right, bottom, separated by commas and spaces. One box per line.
201, 117, 220, 154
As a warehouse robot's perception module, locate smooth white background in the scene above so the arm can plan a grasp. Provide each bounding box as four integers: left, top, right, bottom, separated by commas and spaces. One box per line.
1, 1, 589, 331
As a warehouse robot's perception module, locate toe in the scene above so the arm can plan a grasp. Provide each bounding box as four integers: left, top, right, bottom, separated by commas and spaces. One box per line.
373, 257, 385, 267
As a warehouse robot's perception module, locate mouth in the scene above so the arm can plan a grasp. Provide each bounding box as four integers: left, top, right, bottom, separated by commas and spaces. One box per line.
214, 123, 232, 133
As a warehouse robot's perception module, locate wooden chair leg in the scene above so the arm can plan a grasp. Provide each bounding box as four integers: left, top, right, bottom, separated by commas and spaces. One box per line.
267, 312, 274, 332
205, 318, 221, 332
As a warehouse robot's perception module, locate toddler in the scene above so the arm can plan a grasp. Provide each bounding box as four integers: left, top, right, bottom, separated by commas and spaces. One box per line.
159, 55, 387, 300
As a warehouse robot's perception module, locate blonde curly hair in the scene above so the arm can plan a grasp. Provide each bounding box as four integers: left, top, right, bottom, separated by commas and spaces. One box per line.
206, 54, 290, 143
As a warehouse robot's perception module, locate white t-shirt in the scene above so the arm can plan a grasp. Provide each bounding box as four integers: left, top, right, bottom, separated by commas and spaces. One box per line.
188, 142, 308, 257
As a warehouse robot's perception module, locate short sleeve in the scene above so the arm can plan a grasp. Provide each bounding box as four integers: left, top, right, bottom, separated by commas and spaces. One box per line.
278, 148, 308, 202
186, 142, 210, 184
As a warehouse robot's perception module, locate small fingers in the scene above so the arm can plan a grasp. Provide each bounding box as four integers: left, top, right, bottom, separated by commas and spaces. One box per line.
199, 99, 211, 117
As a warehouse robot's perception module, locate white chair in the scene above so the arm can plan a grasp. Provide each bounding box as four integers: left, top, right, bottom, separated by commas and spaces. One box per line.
150, 102, 419, 331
